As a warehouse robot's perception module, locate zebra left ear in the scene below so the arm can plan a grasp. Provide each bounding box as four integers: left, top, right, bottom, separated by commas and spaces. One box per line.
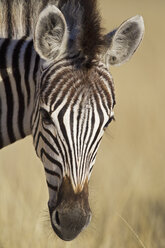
34, 5, 68, 61
103, 15, 144, 66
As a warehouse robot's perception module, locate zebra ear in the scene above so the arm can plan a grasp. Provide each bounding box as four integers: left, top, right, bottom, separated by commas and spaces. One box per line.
104, 15, 144, 66
34, 5, 68, 61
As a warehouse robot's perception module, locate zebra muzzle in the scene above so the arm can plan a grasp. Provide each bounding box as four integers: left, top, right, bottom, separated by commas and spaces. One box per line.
48, 177, 91, 241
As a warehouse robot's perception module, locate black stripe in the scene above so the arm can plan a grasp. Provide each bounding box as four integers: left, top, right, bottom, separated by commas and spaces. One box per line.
40, 62, 55, 88
79, 107, 91, 179
35, 131, 59, 155
45, 68, 73, 105
77, 95, 86, 163
30, 98, 39, 132
40, 148, 63, 173
24, 40, 33, 106
12, 38, 26, 138
70, 107, 78, 176
76, 100, 82, 160
33, 54, 40, 86
80, 98, 103, 177
6, 0, 12, 38
88, 138, 103, 175
52, 76, 75, 111
43, 62, 72, 98
57, 135, 69, 171
25, 1, 31, 37
89, 137, 102, 165
87, 101, 104, 155
58, 105, 75, 184
96, 68, 115, 107
43, 56, 81, 95
89, 163, 94, 174
44, 56, 84, 103
42, 124, 66, 167
0, 39, 16, 143
95, 79, 110, 115
33, 111, 40, 141
45, 167, 60, 178
31, 99, 39, 130
69, 87, 85, 164
47, 180, 58, 192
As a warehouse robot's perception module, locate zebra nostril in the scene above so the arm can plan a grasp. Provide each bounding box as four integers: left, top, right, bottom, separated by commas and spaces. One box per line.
51, 206, 91, 241
55, 210, 60, 226
50, 178, 91, 240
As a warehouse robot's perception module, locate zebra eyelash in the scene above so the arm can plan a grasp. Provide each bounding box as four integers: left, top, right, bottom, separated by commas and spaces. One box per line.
40, 107, 54, 125
104, 115, 115, 129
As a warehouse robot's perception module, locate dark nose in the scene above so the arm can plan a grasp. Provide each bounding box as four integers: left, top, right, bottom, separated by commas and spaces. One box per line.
51, 201, 91, 241
48, 177, 91, 241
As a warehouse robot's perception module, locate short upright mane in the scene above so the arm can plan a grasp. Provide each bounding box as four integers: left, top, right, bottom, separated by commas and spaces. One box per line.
59, 0, 105, 66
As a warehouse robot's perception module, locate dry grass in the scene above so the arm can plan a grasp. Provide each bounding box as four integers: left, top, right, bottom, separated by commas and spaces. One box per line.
0, 0, 165, 247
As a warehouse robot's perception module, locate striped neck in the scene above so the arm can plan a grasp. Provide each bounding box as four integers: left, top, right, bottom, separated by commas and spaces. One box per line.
0, 37, 41, 148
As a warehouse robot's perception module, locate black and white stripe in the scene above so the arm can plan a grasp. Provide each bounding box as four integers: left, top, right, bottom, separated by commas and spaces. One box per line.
0, 0, 116, 199
31, 57, 115, 194
0, 37, 40, 148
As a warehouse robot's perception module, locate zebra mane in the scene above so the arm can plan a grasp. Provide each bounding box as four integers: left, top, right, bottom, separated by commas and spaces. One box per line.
0, 0, 58, 38
58, 0, 105, 67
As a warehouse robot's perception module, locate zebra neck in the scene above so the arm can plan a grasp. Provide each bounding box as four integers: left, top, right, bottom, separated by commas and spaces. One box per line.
0, 38, 41, 148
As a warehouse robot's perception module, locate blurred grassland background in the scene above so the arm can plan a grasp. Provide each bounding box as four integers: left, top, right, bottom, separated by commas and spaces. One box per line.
0, 0, 165, 247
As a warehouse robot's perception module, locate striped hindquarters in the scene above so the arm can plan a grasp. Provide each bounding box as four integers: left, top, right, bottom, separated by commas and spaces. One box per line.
0, 38, 40, 148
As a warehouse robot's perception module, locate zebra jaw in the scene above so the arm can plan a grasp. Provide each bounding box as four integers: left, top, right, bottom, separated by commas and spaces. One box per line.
48, 177, 91, 241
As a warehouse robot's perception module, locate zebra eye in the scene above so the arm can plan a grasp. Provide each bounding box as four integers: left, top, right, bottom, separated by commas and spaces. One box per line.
40, 108, 53, 125
104, 116, 115, 129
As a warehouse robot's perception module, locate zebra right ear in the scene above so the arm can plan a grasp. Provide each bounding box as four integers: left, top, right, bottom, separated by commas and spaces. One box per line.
34, 5, 68, 61
103, 15, 144, 66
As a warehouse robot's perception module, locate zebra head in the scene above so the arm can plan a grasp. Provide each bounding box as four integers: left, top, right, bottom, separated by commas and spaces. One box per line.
32, 4, 144, 241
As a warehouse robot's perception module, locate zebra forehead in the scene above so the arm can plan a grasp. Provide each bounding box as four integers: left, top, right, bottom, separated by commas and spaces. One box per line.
40, 63, 115, 110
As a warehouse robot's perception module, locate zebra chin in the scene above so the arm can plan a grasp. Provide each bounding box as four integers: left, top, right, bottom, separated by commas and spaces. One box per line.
48, 177, 91, 241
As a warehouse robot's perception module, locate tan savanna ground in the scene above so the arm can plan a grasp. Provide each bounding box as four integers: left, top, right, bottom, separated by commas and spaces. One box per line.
0, 0, 165, 247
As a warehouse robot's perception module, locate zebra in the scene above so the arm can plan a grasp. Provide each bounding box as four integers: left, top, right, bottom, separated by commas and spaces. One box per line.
0, 0, 144, 241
